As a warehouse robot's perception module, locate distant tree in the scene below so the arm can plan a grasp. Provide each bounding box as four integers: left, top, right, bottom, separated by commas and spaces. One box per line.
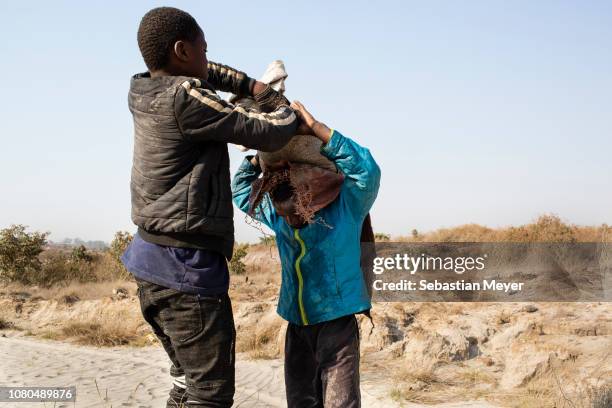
55, 238, 108, 250
412, 229, 419, 239
0, 225, 49, 284
374, 232, 390, 242
85, 240, 109, 250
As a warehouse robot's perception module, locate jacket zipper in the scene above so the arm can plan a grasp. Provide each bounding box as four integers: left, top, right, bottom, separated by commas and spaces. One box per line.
293, 228, 309, 325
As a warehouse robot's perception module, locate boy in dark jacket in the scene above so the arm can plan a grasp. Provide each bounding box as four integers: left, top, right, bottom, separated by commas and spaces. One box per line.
232, 101, 381, 408
121, 7, 298, 408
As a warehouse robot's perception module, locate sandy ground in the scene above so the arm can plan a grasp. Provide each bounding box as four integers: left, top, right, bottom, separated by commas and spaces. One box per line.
0, 334, 497, 408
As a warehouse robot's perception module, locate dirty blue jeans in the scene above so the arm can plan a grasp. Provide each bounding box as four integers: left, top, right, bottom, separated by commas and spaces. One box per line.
136, 277, 235, 407
285, 314, 361, 408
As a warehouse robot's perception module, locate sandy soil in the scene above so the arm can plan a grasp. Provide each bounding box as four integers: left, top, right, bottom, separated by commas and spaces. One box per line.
0, 334, 497, 408
0, 240, 608, 407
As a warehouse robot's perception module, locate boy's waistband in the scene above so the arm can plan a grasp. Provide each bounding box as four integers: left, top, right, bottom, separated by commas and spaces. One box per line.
138, 228, 233, 260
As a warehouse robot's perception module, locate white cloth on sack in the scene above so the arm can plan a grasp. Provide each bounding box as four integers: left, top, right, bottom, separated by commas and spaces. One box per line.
260, 60, 287, 93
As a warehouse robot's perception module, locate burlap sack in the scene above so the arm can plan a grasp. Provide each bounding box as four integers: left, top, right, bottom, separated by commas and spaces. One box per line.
259, 135, 337, 173
231, 96, 337, 172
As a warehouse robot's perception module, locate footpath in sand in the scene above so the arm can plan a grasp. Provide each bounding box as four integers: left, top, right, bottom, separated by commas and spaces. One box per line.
0, 334, 495, 408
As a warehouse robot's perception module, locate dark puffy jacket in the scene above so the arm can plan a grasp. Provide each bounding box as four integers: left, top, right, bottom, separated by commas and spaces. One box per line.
128, 62, 298, 258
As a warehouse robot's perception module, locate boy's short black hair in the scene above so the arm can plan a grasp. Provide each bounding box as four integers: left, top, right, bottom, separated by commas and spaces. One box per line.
137, 7, 201, 71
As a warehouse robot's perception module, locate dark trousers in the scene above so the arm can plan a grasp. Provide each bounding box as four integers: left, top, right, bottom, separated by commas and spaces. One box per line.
135, 278, 235, 408
285, 314, 361, 408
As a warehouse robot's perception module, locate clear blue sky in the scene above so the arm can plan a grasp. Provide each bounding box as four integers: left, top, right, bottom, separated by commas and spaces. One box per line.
0, 1, 610, 243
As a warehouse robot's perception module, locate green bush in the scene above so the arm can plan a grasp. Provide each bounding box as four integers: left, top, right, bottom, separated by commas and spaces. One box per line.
40, 250, 128, 285
107, 231, 133, 278
70, 245, 93, 263
374, 232, 390, 241
229, 244, 249, 275
109, 231, 133, 263
258, 235, 276, 246
0, 226, 137, 286
39, 251, 81, 285
0, 225, 49, 284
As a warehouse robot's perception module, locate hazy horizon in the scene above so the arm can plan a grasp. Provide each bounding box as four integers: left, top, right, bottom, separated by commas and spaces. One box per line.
1, 1, 610, 243
35, 214, 612, 245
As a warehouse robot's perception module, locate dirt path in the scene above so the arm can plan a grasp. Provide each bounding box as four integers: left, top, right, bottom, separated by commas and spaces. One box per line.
0, 334, 497, 408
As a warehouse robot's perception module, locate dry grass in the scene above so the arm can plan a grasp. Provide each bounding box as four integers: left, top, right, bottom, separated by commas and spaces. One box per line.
590, 385, 612, 408
392, 361, 612, 407
0, 247, 134, 288
0, 280, 136, 302
550, 358, 612, 408
0, 283, 152, 348
399, 215, 611, 243
39, 249, 131, 285
41, 280, 135, 301
40, 310, 154, 347
494, 352, 612, 408
496, 310, 513, 325
376, 302, 611, 406
454, 367, 496, 385
0, 315, 13, 330
236, 318, 283, 359
390, 365, 458, 403
391, 363, 495, 403
89, 251, 132, 281
509, 377, 557, 407
499, 378, 612, 408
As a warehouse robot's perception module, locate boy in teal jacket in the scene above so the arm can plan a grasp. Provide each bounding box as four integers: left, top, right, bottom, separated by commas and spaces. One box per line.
232, 101, 380, 407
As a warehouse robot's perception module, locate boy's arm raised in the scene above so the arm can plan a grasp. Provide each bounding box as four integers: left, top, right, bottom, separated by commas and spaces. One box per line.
175, 80, 298, 151
206, 61, 254, 96
291, 101, 381, 216
320, 129, 381, 216
231, 155, 277, 228
206, 61, 269, 99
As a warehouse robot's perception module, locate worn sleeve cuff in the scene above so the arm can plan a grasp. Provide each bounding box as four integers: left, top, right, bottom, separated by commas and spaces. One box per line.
320, 129, 343, 158
244, 77, 257, 96
240, 155, 261, 173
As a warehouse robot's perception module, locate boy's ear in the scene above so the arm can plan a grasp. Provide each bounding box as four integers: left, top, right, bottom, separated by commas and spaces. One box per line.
173, 40, 190, 63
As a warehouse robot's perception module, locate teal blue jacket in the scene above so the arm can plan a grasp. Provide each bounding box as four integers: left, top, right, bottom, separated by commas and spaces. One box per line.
232, 130, 380, 325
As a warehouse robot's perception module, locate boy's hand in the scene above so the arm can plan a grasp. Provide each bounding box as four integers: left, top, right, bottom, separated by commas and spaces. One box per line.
291, 100, 315, 135
291, 101, 332, 143
290, 101, 317, 128
251, 81, 268, 96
